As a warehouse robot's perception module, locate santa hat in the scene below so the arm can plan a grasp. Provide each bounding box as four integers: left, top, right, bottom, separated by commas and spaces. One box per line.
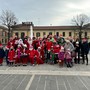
83, 38, 87, 42
38, 47, 41, 49
5, 45, 9, 49
61, 46, 64, 50
56, 45, 59, 47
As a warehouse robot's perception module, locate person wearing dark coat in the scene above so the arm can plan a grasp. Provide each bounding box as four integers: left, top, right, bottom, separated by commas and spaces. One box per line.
74, 41, 81, 64
81, 39, 89, 65
5, 46, 9, 65
0, 44, 5, 65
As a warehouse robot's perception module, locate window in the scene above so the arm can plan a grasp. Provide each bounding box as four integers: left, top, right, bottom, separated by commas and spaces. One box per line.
36, 32, 40, 37
5, 39, 7, 43
2, 39, 4, 43
69, 32, 72, 36
43, 32, 46, 36
21, 32, 25, 39
85, 32, 87, 37
15, 32, 19, 37
62, 32, 65, 37
49, 32, 52, 35
56, 32, 59, 37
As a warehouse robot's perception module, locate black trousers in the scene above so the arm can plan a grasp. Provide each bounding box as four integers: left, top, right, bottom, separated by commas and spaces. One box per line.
82, 52, 88, 64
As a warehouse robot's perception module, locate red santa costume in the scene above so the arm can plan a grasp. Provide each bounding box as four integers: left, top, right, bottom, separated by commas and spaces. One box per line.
8, 46, 15, 65
28, 46, 36, 65
21, 44, 29, 65
7, 37, 14, 49
35, 47, 44, 65
53, 44, 61, 54
46, 38, 53, 51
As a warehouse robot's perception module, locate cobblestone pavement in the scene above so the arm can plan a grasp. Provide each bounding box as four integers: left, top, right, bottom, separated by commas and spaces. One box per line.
0, 54, 90, 90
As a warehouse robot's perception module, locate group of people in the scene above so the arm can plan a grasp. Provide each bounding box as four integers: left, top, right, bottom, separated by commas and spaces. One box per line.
0, 34, 90, 67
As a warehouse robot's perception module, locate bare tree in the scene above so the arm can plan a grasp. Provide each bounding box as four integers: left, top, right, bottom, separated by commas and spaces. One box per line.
72, 14, 89, 41
0, 10, 18, 40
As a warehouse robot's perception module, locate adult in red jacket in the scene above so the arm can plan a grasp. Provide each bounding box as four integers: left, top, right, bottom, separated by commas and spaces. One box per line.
28, 46, 36, 65
35, 47, 44, 65
46, 38, 53, 51
8, 46, 15, 66
53, 44, 61, 54
46, 38, 53, 63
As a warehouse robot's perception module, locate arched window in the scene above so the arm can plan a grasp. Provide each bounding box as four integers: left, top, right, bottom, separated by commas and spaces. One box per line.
15, 32, 19, 37
21, 32, 25, 39
36, 32, 40, 37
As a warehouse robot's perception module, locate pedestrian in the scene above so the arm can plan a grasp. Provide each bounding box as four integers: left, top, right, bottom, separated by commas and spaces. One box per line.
81, 38, 89, 65
8, 46, 15, 66
65, 49, 72, 67
0, 44, 5, 66
5, 46, 9, 65
58, 46, 65, 67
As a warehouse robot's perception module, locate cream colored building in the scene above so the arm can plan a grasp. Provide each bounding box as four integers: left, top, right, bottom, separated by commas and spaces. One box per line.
11, 22, 90, 40
0, 25, 8, 44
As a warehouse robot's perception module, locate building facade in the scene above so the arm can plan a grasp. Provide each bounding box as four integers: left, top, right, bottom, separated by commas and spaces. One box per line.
0, 25, 8, 44
11, 22, 90, 40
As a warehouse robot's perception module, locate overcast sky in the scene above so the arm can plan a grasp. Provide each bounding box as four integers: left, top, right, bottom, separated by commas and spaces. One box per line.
0, 0, 90, 26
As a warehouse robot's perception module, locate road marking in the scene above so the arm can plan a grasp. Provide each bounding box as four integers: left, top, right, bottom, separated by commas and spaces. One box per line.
16, 75, 27, 90
6, 67, 10, 71
1, 75, 12, 84
44, 76, 47, 90
66, 77, 72, 90
36, 75, 41, 90
77, 76, 89, 90
2, 75, 17, 90
56, 76, 59, 90
25, 74, 35, 90
64, 82, 67, 90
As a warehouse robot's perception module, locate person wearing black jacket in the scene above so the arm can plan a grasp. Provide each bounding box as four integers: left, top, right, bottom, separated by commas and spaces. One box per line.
0, 44, 5, 65
81, 39, 89, 65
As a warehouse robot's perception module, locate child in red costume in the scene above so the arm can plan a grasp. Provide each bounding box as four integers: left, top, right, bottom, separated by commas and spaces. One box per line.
28, 46, 36, 65
8, 46, 15, 66
35, 47, 44, 65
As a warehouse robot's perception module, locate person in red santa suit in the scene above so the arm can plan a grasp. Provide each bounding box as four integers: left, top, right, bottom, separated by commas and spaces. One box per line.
13, 35, 19, 50
46, 38, 53, 63
8, 46, 15, 66
0, 44, 5, 66
14, 44, 22, 66
40, 43, 45, 62
28, 46, 36, 66
21, 44, 29, 66
7, 37, 14, 49
53, 42, 61, 64
35, 47, 44, 65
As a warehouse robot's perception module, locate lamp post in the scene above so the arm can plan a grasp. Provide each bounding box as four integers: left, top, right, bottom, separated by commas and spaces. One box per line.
29, 22, 33, 44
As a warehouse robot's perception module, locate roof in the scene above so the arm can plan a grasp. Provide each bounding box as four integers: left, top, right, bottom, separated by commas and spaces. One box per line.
33, 26, 78, 30
11, 24, 78, 30
0, 25, 8, 30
